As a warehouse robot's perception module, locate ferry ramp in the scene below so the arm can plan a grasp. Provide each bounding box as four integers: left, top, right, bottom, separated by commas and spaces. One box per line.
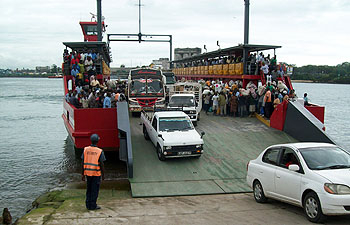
129, 113, 296, 197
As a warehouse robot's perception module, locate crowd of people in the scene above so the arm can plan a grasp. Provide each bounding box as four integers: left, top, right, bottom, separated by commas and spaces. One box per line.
63, 49, 102, 86
65, 80, 127, 109
178, 55, 243, 68
175, 52, 282, 76
201, 77, 296, 119
63, 49, 128, 109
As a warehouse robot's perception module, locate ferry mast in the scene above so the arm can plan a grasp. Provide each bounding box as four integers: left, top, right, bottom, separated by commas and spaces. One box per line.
243, 0, 250, 74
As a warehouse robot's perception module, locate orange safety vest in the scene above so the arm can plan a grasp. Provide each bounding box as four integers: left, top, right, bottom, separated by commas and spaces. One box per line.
83, 146, 102, 176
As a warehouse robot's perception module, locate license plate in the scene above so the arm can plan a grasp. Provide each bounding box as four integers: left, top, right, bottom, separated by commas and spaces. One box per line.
178, 151, 191, 155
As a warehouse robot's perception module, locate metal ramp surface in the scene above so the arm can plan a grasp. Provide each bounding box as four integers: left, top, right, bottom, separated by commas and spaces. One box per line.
129, 113, 296, 197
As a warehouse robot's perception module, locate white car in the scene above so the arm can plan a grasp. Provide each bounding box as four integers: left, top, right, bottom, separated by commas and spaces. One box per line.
246, 142, 350, 223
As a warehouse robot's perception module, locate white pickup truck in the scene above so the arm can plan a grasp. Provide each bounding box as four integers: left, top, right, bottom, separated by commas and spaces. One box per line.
141, 110, 205, 161
168, 93, 200, 126
167, 82, 202, 126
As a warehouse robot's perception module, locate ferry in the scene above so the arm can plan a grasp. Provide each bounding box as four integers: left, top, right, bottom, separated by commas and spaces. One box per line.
61, 18, 120, 152
48, 75, 63, 78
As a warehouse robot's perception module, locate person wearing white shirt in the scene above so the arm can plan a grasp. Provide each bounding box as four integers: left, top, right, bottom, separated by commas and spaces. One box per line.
211, 93, 219, 115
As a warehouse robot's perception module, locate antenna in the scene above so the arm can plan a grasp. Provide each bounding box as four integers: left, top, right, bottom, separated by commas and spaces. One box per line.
90, 12, 97, 22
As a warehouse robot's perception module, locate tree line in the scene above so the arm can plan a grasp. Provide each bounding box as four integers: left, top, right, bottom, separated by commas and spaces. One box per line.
292, 62, 350, 84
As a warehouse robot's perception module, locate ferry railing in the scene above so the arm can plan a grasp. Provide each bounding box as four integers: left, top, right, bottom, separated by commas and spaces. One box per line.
117, 101, 133, 178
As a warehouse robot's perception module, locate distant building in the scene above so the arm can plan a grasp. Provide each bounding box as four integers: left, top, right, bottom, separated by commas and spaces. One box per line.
174, 48, 202, 61
110, 66, 135, 79
36, 66, 50, 73
152, 58, 170, 70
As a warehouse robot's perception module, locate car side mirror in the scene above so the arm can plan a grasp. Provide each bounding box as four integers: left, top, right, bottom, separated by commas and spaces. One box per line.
200, 131, 205, 138
158, 134, 162, 138
288, 164, 300, 172
195, 102, 198, 107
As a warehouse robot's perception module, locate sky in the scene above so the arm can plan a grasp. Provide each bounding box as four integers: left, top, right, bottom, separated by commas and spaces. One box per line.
1, 0, 349, 69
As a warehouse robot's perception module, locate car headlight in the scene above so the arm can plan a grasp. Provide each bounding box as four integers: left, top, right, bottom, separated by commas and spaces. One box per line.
196, 144, 203, 149
324, 183, 350, 194
190, 111, 196, 114
164, 146, 172, 150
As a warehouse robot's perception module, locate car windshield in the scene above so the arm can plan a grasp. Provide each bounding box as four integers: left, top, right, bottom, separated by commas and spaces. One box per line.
300, 146, 350, 170
165, 75, 176, 84
169, 96, 195, 107
159, 117, 193, 132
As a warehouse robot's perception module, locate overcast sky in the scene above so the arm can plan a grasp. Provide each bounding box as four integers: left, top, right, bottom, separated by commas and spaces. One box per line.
1, 0, 349, 69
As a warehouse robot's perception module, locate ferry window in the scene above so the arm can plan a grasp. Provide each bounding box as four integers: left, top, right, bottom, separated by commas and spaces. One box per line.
152, 118, 158, 131
85, 25, 98, 35
262, 148, 280, 165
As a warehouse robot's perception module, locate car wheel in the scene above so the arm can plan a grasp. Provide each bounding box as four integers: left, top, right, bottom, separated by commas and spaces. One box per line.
157, 145, 165, 161
303, 192, 326, 223
253, 180, 267, 203
197, 113, 200, 121
193, 121, 198, 126
143, 125, 150, 140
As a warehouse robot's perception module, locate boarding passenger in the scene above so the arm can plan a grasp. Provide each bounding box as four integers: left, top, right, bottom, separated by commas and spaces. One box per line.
229, 92, 238, 117
90, 77, 100, 88
218, 92, 226, 116
204, 93, 211, 115
81, 134, 106, 210
248, 93, 256, 117
264, 88, 273, 119
80, 93, 89, 108
211, 92, 219, 115
85, 56, 94, 72
238, 92, 247, 117
103, 92, 111, 108
273, 94, 281, 109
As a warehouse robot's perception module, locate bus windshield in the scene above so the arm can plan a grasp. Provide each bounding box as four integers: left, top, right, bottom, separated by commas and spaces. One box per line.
129, 75, 164, 96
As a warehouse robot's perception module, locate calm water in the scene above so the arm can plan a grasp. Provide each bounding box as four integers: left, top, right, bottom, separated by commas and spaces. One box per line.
0, 78, 349, 220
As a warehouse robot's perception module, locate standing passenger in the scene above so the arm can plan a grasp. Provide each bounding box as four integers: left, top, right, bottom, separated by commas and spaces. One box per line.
204, 93, 211, 115
264, 88, 273, 118
218, 92, 226, 116
103, 92, 111, 108
230, 92, 238, 117
211, 92, 219, 115
81, 134, 106, 210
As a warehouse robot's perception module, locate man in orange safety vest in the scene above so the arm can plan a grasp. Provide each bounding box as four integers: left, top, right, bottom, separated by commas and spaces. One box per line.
81, 134, 106, 210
